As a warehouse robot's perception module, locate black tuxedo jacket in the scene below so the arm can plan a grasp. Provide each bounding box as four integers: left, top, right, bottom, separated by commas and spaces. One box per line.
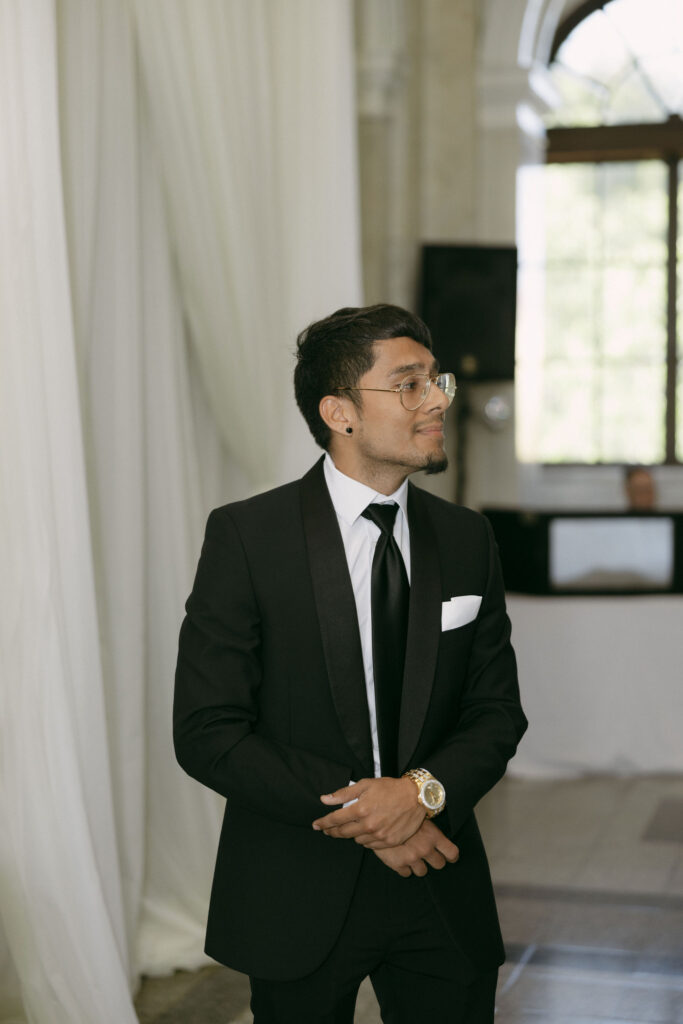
174, 457, 526, 980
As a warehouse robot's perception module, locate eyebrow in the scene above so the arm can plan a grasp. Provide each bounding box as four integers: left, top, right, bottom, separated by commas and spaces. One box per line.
388, 359, 440, 378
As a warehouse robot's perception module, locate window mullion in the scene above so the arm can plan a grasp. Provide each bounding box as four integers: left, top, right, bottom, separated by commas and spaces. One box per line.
665, 157, 678, 463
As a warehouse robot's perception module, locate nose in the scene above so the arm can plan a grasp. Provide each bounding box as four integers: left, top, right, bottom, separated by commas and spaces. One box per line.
424, 378, 449, 412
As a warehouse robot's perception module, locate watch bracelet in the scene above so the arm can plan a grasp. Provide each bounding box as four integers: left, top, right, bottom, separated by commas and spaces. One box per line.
403, 768, 445, 818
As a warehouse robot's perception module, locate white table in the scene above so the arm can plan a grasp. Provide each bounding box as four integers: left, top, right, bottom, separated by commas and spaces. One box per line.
505, 594, 683, 778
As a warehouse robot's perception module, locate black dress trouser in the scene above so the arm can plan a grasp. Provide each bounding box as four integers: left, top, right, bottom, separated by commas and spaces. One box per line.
249, 850, 498, 1024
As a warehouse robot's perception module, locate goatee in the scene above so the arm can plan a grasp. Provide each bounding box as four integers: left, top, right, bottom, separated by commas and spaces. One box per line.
424, 452, 448, 475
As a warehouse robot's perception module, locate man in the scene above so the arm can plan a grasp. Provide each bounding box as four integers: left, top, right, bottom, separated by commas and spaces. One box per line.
624, 465, 656, 510
174, 304, 526, 1023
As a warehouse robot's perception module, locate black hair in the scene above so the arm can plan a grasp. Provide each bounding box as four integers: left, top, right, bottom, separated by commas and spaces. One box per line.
624, 465, 653, 481
294, 303, 433, 449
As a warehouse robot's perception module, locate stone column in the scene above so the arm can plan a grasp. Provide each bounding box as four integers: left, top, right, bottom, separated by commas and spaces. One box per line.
355, 0, 409, 304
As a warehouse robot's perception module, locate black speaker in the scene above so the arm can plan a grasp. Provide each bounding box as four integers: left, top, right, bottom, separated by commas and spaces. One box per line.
418, 244, 517, 382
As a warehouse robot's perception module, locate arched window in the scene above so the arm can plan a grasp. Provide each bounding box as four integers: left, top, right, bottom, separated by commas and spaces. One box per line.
516, 0, 683, 464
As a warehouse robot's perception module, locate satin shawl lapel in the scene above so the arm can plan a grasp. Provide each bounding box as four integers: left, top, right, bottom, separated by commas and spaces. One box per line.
300, 459, 374, 777
397, 483, 442, 771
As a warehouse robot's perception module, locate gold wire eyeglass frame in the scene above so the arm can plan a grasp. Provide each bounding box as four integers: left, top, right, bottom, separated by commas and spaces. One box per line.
337, 372, 457, 411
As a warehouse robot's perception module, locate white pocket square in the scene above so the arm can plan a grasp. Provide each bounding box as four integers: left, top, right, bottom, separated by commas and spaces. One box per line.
441, 595, 482, 631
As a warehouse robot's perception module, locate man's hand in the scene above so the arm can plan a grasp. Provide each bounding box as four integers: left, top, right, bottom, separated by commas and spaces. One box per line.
312, 776, 425, 848
373, 820, 459, 878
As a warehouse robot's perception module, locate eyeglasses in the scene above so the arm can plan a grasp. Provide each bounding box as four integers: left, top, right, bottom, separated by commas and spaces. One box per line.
337, 372, 456, 412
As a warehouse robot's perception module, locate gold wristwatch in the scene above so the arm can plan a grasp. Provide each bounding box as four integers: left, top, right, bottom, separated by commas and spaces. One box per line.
403, 768, 446, 818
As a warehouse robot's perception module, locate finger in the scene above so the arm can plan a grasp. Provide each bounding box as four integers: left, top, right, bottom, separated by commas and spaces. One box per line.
312, 808, 358, 830
408, 859, 428, 877
354, 834, 381, 847
433, 835, 458, 858
356, 836, 400, 849
319, 780, 369, 805
436, 840, 459, 863
423, 850, 447, 870
324, 822, 365, 839
323, 823, 364, 839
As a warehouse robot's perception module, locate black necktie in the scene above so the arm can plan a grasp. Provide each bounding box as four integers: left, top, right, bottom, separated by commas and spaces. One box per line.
361, 503, 410, 777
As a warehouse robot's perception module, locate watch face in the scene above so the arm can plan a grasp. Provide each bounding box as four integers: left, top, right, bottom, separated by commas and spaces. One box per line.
422, 779, 445, 809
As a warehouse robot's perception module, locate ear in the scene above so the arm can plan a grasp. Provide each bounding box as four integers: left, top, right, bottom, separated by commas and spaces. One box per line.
319, 394, 355, 438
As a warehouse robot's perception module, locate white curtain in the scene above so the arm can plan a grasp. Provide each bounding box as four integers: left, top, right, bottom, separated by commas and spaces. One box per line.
0, 1, 361, 1021
0, 2, 138, 1020
133, 0, 362, 490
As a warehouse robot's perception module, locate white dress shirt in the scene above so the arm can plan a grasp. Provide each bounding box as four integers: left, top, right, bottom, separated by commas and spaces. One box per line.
323, 453, 410, 777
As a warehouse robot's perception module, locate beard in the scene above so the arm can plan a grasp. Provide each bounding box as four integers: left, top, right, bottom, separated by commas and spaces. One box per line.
423, 451, 448, 475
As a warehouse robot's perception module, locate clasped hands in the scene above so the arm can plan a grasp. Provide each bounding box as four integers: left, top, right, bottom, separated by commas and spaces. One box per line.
312, 776, 459, 878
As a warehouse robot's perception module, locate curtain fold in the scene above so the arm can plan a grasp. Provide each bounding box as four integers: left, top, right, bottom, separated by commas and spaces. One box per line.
135, 94, 227, 978
58, 0, 147, 966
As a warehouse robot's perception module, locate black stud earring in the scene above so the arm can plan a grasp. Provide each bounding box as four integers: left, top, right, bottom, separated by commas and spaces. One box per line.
345, 426, 353, 434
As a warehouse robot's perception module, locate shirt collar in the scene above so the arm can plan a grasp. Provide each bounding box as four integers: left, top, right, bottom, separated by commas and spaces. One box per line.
323, 453, 409, 527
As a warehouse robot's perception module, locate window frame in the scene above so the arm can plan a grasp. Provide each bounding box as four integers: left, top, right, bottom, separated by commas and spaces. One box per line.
538, 4, 683, 466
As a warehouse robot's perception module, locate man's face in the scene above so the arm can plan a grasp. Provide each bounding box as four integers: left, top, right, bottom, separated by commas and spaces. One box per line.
348, 337, 450, 476
625, 469, 656, 510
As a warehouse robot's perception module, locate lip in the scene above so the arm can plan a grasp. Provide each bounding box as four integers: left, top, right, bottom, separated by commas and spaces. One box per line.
416, 422, 445, 436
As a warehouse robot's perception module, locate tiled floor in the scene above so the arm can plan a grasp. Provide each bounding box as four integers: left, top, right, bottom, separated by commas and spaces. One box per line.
478, 776, 683, 898
135, 775, 683, 1023
479, 775, 683, 1023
